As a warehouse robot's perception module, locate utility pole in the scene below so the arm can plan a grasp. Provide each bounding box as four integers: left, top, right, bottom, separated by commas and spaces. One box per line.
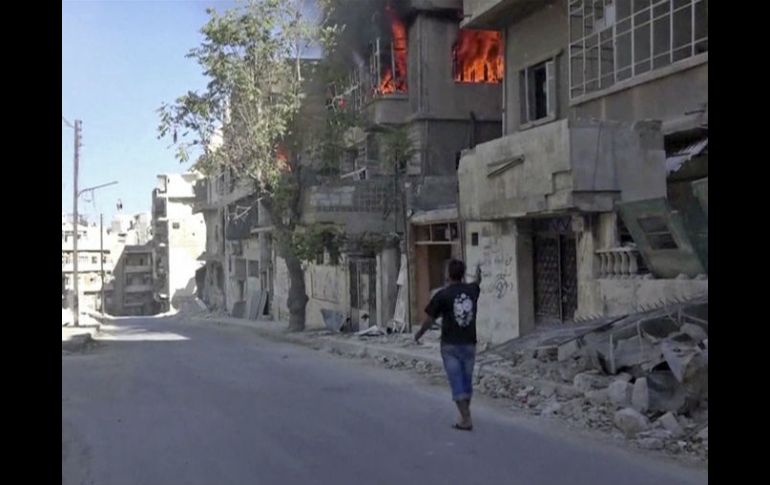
100, 213, 105, 315
72, 120, 82, 327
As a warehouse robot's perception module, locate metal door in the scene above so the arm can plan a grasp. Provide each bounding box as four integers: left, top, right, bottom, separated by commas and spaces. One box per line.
533, 217, 578, 322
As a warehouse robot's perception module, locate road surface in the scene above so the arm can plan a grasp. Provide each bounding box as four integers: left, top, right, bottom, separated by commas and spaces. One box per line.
62, 316, 708, 485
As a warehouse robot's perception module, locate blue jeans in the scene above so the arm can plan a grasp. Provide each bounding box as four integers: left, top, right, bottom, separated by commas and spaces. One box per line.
440, 343, 476, 401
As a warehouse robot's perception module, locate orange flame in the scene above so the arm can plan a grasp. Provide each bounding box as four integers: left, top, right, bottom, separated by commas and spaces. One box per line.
377, 4, 408, 95
276, 144, 291, 172
453, 29, 503, 83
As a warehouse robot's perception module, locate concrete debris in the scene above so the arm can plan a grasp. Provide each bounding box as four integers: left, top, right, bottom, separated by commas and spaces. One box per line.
631, 378, 650, 413
539, 383, 556, 398
660, 339, 708, 386
637, 437, 664, 450
540, 400, 562, 417
646, 370, 688, 413
321, 309, 346, 333
639, 429, 673, 440
608, 380, 633, 407
616, 372, 633, 382
614, 408, 650, 437
680, 323, 707, 342
573, 372, 608, 393
696, 426, 708, 441
585, 389, 609, 404
657, 412, 684, 437
516, 385, 535, 399
355, 325, 385, 337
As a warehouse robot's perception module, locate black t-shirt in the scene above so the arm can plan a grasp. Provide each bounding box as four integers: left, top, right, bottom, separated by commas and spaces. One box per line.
424, 282, 480, 345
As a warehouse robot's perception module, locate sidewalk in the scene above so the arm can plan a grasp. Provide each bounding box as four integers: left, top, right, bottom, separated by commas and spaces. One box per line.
62, 311, 113, 352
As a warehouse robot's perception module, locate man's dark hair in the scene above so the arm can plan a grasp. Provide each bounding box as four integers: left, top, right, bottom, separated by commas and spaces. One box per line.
447, 259, 466, 282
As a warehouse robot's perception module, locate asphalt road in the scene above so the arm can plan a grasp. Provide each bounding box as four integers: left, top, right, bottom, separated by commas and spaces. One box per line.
62, 316, 708, 485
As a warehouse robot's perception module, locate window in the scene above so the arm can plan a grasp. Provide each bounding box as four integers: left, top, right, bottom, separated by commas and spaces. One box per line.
471, 232, 479, 247
92, 256, 98, 264
248, 261, 259, 278
519, 59, 556, 126
172, 222, 181, 229
569, 0, 708, 98
638, 216, 678, 250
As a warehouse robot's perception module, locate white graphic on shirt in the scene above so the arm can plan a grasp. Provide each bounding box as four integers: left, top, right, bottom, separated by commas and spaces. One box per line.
453, 293, 474, 328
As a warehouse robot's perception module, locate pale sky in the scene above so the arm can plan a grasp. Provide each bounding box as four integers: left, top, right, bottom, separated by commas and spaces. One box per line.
62, 0, 237, 223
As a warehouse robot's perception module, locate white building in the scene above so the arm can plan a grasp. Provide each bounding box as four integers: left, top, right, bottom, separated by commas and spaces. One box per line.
152, 173, 206, 311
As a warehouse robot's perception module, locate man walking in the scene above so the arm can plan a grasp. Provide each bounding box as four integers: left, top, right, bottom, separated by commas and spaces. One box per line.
415, 259, 481, 431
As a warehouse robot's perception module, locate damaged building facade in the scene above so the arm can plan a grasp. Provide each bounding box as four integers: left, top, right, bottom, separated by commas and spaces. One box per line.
457, 0, 708, 343
152, 173, 206, 313
190, 0, 707, 348
314, 0, 504, 330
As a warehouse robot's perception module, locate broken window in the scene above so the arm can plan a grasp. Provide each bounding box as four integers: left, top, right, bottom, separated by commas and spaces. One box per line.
638, 216, 678, 250
248, 261, 259, 278
519, 59, 556, 126
453, 29, 504, 84
570, 0, 708, 98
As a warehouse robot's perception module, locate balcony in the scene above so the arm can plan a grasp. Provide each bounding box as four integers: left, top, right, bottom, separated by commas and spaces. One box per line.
458, 119, 666, 221
362, 95, 409, 127
596, 247, 649, 279
461, 0, 542, 29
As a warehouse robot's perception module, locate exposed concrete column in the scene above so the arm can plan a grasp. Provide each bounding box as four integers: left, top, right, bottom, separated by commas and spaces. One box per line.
513, 219, 535, 337
378, 244, 400, 327
575, 214, 602, 320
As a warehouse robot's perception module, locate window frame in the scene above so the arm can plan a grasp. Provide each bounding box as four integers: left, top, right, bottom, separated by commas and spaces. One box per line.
569, 0, 707, 101
519, 57, 558, 130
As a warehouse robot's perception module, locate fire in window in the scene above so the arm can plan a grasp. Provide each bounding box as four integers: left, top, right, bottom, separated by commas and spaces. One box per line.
373, 4, 408, 95
453, 29, 504, 83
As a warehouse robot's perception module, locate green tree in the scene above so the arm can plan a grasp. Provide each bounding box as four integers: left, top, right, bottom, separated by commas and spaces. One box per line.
158, 0, 339, 331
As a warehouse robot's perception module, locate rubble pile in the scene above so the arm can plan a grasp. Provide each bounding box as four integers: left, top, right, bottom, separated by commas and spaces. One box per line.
476, 300, 708, 462
319, 301, 708, 463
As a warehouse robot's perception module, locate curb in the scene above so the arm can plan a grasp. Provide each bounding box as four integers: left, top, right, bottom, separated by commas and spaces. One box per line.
62, 333, 95, 352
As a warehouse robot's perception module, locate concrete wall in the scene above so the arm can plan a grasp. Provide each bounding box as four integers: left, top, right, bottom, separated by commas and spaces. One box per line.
407, 119, 501, 176
503, 1, 567, 133
158, 173, 201, 199
167, 200, 206, 309
408, 13, 502, 122
458, 119, 666, 220
579, 277, 708, 319
488, 0, 707, 135
463, 219, 534, 343
273, 255, 349, 330
303, 179, 396, 233
572, 60, 708, 128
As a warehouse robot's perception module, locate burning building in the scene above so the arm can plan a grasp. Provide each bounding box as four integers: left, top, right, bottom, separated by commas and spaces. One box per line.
453, 29, 504, 83
317, 0, 506, 330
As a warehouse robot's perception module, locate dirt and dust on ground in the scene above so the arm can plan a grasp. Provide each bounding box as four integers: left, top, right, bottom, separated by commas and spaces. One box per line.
316, 299, 708, 468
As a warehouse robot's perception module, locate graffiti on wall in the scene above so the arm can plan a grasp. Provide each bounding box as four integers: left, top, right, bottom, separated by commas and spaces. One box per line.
477, 240, 515, 300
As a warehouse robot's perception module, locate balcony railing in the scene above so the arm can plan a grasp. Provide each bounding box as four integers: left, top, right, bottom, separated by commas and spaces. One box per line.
596, 247, 649, 279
